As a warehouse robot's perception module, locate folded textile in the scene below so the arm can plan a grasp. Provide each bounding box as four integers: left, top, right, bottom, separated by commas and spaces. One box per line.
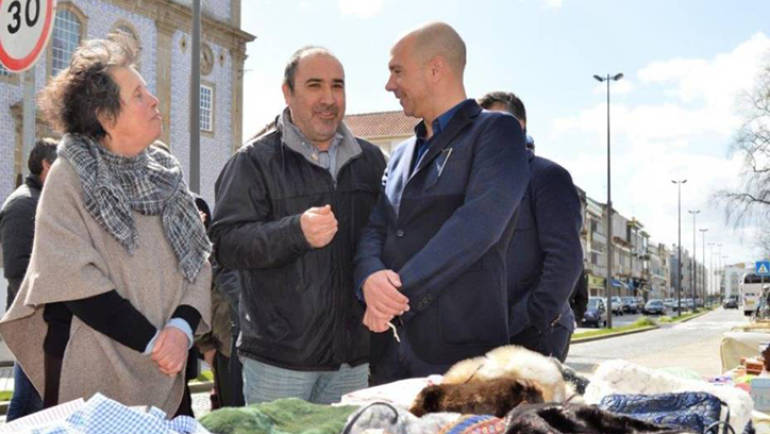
341, 402, 461, 434
340, 376, 443, 409
585, 360, 753, 432
19, 393, 209, 434
199, 397, 358, 434
598, 392, 725, 433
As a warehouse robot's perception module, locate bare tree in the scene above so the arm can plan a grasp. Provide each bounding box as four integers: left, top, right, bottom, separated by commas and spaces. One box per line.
719, 60, 770, 224
758, 231, 770, 258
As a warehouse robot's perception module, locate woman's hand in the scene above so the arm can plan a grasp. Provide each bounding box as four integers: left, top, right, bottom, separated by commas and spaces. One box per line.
151, 326, 189, 376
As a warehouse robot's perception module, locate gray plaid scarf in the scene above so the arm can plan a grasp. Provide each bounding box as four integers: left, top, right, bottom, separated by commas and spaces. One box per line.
59, 134, 211, 282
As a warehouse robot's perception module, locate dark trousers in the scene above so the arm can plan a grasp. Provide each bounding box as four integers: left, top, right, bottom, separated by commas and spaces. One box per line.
369, 326, 452, 386
213, 351, 244, 407
6, 363, 43, 421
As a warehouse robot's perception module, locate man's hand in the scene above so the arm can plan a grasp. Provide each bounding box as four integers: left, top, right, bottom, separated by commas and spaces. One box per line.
300, 205, 338, 248
151, 327, 189, 376
362, 269, 409, 321
363, 306, 391, 333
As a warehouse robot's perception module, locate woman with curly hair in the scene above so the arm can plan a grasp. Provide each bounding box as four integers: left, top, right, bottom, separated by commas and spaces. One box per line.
0, 33, 211, 417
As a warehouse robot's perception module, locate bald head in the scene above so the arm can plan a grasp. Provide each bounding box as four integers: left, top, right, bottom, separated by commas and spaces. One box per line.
386, 22, 468, 124
402, 22, 466, 76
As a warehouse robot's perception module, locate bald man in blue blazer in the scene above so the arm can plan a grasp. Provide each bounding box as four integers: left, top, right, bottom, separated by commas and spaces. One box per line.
354, 23, 530, 384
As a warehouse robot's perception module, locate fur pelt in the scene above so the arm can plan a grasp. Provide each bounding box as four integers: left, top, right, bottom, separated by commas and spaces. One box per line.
440, 345, 574, 403
584, 360, 753, 433
410, 377, 545, 417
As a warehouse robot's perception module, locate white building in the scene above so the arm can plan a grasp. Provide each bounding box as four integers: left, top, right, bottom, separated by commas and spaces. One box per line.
1, 0, 254, 206
724, 263, 750, 299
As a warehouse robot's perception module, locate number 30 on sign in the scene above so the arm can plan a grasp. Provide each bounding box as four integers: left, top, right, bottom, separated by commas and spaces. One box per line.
0, 0, 56, 72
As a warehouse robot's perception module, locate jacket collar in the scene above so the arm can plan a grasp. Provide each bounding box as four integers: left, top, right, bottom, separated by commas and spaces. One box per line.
24, 175, 42, 191
412, 99, 481, 176
277, 108, 362, 178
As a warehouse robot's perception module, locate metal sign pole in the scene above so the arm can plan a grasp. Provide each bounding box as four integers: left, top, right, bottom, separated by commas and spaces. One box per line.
189, 0, 201, 193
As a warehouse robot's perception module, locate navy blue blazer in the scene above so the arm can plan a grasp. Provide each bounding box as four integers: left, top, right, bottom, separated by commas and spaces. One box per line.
507, 153, 583, 345
354, 100, 529, 365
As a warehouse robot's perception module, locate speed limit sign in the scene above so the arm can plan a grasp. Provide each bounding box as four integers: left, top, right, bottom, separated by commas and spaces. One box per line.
0, 0, 56, 72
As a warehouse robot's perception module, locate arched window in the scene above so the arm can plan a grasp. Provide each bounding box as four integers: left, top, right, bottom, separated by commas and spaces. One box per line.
50, 6, 85, 77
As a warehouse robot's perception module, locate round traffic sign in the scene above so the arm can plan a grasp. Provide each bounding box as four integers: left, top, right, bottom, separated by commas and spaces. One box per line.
0, 0, 56, 72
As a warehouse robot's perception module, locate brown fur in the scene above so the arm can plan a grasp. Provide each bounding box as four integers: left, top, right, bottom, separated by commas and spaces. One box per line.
410, 377, 545, 417
440, 345, 571, 402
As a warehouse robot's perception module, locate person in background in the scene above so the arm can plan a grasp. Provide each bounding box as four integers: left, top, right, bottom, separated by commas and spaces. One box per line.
0, 33, 211, 416
0, 138, 57, 420
210, 46, 385, 404
479, 90, 583, 362
571, 268, 589, 328
194, 196, 244, 409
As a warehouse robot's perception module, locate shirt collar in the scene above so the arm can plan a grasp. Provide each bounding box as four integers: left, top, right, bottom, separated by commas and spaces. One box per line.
414, 99, 469, 140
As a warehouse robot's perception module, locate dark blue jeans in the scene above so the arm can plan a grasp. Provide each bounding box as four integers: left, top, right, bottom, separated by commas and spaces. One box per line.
6, 363, 43, 421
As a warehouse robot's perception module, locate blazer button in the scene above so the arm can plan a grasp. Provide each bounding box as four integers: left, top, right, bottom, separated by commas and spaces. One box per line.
396, 229, 405, 237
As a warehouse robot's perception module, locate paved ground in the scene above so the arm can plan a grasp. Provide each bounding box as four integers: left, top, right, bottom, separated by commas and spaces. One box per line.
566, 307, 749, 377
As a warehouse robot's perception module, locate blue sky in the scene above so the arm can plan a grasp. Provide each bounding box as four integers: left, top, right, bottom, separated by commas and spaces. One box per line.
240, 0, 770, 284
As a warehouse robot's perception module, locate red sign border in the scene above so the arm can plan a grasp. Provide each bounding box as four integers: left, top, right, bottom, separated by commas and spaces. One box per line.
0, 0, 55, 72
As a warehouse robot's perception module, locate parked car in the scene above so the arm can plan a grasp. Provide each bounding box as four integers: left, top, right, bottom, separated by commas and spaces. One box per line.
635, 297, 646, 312
643, 299, 666, 315
621, 296, 638, 314
608, 296, 624, 315
583, 297, 608, 328
724, 295, 739, 309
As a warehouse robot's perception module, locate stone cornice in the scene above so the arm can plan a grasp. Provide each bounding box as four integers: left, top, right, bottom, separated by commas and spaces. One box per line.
104, 0, 255, 51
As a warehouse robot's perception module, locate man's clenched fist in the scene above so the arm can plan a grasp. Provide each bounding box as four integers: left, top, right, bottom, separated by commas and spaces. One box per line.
300, 204, 338, 248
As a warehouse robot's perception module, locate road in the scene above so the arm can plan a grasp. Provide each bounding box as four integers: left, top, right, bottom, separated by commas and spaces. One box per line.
566, 307, 749, 377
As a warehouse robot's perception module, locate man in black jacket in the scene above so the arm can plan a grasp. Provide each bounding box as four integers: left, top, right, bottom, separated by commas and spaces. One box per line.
210, 47, 386, 404
0, 138, 57, 420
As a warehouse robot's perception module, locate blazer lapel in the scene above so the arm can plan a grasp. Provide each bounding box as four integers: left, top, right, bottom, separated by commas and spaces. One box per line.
411, 101, 481, 179
385, 137, 417, 218
400, 137, 417, 189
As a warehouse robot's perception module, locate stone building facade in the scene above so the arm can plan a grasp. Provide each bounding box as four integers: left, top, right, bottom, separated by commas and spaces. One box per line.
0, 0, 254, 205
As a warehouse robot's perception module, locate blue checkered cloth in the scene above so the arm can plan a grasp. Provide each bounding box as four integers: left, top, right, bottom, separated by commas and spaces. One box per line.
30, 393, 209, 433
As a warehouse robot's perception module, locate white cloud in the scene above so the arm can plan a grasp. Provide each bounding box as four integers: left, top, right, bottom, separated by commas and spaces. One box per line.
547, 32, 770, 266
338, 0, 384, 18
543, 0, 563, 8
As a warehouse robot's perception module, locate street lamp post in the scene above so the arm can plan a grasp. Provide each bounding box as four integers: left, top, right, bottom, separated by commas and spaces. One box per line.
689, 210, 700, 308
594, 72, 623, 328
708, 242, 717, 302
700, 228, 708, 306
721, 254, 728, 299
672, 179, 687, 316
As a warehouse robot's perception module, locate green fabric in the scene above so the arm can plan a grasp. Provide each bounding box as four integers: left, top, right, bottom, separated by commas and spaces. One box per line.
199, 398, 359, 434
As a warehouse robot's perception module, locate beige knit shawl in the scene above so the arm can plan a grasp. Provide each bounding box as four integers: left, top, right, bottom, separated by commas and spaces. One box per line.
0, 158, 211, 415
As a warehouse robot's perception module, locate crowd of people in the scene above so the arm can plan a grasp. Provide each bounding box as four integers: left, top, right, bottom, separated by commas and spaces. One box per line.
0, 21, 586, 421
